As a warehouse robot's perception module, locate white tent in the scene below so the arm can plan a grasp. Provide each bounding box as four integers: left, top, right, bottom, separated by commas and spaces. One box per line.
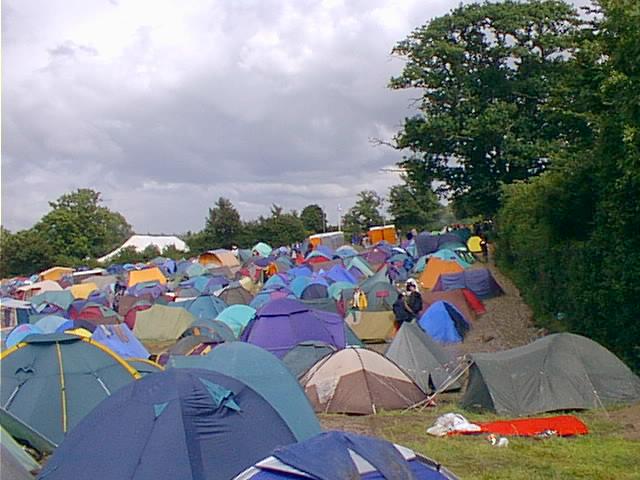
98, 235, 188, 263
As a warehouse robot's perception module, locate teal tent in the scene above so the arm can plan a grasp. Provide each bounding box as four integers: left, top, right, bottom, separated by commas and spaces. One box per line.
428, 249, 472, 268
327, 281, 354, 301
252, 242, 273, 258
29, 291, 74, 311
215, 305, 256, 337
126, 358, 163, 377
168, 342, 321, 441
1, 333, 140, 445
282, 342, 336, 378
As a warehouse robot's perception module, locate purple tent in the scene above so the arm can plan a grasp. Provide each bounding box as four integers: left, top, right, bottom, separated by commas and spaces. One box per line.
362, 248, 390, 266
242, 298, 346, 358
432, 268, 504, 299
288, 266, 313, 278
416, 232, 461, 256
324, 265, 356, 285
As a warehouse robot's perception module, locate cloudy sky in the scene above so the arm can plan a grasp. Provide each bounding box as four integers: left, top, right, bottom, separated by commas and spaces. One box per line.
2, 0, 587, 234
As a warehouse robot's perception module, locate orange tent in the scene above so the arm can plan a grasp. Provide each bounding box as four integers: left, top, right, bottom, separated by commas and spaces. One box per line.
128, 267, 167, 288
418, 257, 464, 290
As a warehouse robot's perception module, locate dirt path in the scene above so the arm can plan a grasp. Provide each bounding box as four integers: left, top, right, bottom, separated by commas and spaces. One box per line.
443, 260, 539, 358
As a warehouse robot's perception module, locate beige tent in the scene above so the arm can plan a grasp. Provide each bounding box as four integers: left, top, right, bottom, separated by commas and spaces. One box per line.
16, 280, 62, 299
133, 304, 195, 342
198, 249, 240, 269
344, 311, 395, 342
301, 347, 425, 414
81, 274, 118, 289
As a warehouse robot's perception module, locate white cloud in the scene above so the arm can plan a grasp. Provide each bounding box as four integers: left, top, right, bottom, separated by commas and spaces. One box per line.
2, 0, 587, 233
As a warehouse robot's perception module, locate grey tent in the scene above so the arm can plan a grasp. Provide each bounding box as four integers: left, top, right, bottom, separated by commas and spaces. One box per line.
282, 342, 337, 379
385, 322, 460, 393
461, 333, 640, 416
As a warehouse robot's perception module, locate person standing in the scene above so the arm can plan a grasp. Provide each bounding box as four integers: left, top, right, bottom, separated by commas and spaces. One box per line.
392, 278, 423, 331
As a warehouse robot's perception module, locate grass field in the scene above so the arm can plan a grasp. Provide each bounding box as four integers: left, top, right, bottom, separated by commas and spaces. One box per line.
320, 402, 640, 479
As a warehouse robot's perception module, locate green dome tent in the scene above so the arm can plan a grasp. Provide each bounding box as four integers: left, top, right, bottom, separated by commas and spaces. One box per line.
1, 333, 140, 445
462, 333, 640, 416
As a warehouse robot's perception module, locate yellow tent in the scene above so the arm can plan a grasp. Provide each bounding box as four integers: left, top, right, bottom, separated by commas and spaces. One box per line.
40, 267, 74, 282
419, 257, 464, 290
68, 282, 98, 299
128, 267, 167, 288
467, 236, 483, 253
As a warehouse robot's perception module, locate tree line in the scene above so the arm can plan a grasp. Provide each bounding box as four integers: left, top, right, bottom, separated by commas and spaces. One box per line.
0, 185, 448, 278
391, 0, 639, 369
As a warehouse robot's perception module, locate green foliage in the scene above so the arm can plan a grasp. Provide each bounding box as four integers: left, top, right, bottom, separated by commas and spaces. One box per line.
387, 183, 441, 232
300, 204, 326, 234
342, 190, 384, 235
35, 189, 132, 260
390, 0, 581, 217
255, 205, 307, 247
496, 0, 640, 370
202, 197, 242, 249
0, 227, 56, 277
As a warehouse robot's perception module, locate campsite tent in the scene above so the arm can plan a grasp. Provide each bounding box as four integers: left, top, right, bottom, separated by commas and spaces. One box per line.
301, 347, 425, 414
127, 267, 167, 288
418, 301, 470, 344
169, 342, 322, 442
432, 268, 504, 299
5, 324, 43, 349
127, 358, 163, 376
428, 249, 472, 269
218, 285, 254, 306
344, 310, 396, 342
419, 257, 464, 290
461, 333, 640, 416
16, 281, 62, 300
386, 322, 459, 393
157, 336, 221, 364
133, 304, 196, 342
181, 318, 236, 343
170, 295, 227, 321
242, 299, 346, 358
415, 232, 461, 256
467, 236, 483, 253
282, 341, 337, 379
1, 333, 139, 445
30, 290, 74, 311
198, 249, 240, 269
39, 267, 73, 282
67, 283, 98, 300
422, 289, 482, 321
252, 242, 273, 257
215, 305, 256, 337
34, 315, 68, 333
91, 324, 150, 359
235, 431, 459, 480
39, 369, 303, 480
1, 425, 40, 480
0, 298, 31, 329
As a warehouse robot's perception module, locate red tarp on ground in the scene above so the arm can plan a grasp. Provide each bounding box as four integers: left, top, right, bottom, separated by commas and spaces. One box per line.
462, 288, 486, 315
454, 415, 588, 437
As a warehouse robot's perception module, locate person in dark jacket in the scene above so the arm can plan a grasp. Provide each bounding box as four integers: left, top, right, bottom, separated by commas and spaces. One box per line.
392, 279, 423, 331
